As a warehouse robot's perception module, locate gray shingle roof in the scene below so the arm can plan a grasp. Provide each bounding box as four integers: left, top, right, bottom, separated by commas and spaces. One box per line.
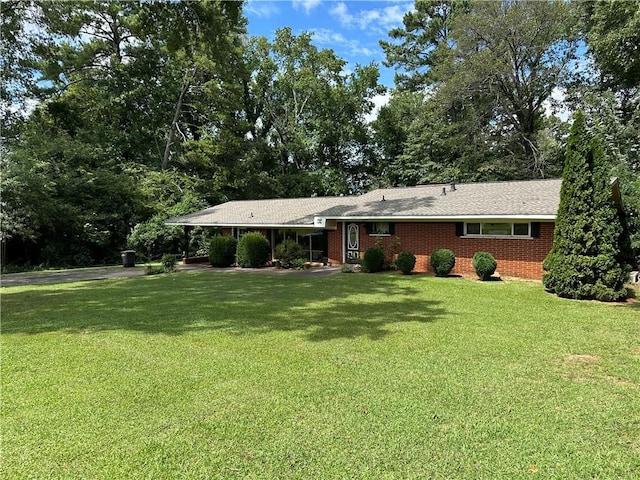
166, 179, 562, 227
166, 196, 350, 227
317, 179, 561, 220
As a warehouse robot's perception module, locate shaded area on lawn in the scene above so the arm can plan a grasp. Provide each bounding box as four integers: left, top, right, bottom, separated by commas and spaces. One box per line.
2, 272, 446, 341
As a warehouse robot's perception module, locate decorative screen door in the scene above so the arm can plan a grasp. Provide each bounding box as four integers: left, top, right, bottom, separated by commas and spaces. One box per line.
346, 223, 359, 261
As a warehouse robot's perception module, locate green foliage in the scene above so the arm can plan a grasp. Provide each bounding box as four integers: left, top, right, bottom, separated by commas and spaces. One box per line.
543, 111, 629, 301
208, 235, 237, 268
571, 91, 640, 268
430, 249, 456, 277
236, 232, 270, 268
381, 0, 463, 91
362, 246, 386, 273
275, 239, 306, 269
396, 251, 416, 275
472, 252, 497, 281
381, 0, 578, 180
247, 27, 384, 196
144, 265, 165, 276
127, 182, 207, 261
160, 254, 177, 273
583, 0, 640, 90
290, 258, 308, 270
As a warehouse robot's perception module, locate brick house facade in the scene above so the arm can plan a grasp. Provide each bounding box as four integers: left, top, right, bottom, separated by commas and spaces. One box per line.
326, 222, 554, 279
166, 179, 622, 281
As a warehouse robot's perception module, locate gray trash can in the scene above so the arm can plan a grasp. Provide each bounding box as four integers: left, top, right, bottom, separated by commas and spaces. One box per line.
121, 250, 136, 267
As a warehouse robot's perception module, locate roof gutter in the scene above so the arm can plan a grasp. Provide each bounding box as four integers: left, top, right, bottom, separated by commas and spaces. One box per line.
313, 214, 557, 226
164, 221, 332, 229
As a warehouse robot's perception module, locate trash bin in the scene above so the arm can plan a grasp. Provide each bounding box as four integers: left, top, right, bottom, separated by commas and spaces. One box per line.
121, 250, 136, 267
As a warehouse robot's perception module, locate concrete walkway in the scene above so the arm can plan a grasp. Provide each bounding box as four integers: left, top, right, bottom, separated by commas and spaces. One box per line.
1, 264, 341, 287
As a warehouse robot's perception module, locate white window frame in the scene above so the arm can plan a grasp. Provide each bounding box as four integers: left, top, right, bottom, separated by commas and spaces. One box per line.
464, 222, 531, 238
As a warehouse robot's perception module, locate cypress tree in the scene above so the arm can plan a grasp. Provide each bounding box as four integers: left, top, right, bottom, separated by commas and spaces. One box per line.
543, 111, 629, 301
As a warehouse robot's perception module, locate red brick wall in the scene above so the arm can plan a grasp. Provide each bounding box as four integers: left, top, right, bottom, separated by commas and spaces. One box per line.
328, 221, 555, 280
328, 227, 343, 266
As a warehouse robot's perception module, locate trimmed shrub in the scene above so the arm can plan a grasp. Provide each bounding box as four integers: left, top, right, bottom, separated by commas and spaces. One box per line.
396, 251, 416, 275
362, 246, 385, 273
430, 248, 455, 277
473, 252, 497, 281
208, 235, 237, 267
275, 239, 306, 269
237, 232, 270, 268
160, 254, 177, 273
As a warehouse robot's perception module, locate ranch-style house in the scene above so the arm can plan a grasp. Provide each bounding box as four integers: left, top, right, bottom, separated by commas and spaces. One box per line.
166, 178, 624, 280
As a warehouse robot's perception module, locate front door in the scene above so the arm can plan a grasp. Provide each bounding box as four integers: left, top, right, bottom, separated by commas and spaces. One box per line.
346, 223, 359, 262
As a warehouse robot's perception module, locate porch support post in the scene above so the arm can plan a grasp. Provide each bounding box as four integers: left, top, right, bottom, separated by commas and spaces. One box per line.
271, 229, 275, 262
341, 222, 346, 264
183, 226, 193, 259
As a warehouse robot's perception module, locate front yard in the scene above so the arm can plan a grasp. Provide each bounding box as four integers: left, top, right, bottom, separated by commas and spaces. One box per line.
2, 272, 639, 479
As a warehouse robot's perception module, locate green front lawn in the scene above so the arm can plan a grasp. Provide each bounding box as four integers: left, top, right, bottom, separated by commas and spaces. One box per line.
2, 272, 639, 479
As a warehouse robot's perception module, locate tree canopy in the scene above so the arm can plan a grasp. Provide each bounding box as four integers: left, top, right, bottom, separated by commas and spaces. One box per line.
1, 0, 638, 270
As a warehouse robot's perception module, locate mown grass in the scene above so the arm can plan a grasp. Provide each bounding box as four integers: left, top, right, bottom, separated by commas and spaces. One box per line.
2, 271, 639, 479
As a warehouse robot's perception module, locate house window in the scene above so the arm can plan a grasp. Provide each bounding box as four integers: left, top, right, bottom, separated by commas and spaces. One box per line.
367, 222, 393, 236
465, 222, 531, 237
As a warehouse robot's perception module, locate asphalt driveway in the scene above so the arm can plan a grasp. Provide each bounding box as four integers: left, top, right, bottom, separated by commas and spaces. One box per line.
1, 266, 147, 287
1, 264, 341, 287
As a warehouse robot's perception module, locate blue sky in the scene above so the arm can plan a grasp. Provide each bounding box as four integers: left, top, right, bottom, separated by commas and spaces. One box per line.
244, 0, 414, 89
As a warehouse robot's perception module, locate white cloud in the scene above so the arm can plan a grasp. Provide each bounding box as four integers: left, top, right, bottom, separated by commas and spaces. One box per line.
364, 91, 391, 123
245, 0, 280, 18
311, 28, 348, 45
292, 0, 322, 15
329, 2, 354, 26
330, 2, 412, 33
310, 28, 381, 60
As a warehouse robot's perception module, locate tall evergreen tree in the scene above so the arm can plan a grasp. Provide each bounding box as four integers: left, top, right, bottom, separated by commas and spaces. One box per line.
543, 111, 629, 301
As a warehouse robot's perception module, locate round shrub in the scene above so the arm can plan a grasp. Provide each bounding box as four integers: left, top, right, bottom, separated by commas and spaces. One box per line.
430, 248, 456, 277
396, 251, 416, 275
472, 252, 497, 281
160, 254, 177, 273
208, 235, 237, 267
362, 246, 385, 273
275, 239, 306, 268
237, 232, 270, 268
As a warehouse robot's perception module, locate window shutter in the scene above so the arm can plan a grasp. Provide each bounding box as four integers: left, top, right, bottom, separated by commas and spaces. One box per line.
531, 222, 540, 238
364, 223, 371, 234
455, 222, 464, 237
389, 223, 395, 235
